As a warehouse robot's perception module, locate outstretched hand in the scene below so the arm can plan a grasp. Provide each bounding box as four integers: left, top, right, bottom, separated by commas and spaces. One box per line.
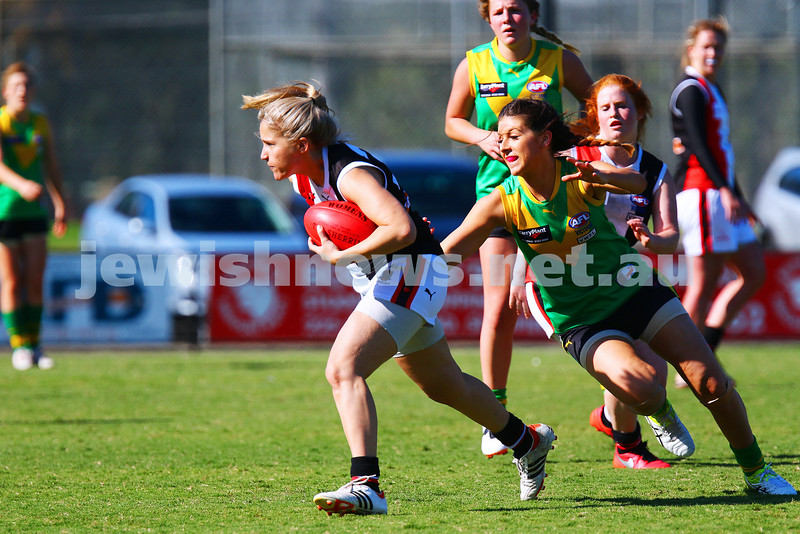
561, 157, 607, 185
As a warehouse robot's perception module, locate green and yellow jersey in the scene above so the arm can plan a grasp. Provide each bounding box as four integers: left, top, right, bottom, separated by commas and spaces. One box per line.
498, 159, 652, 333
467, 37, 564, 198
0, 105, 50, 219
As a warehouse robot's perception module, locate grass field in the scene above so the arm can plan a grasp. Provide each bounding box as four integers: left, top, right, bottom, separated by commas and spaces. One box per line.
47, 221, 81, 253
1, 342, 797, 532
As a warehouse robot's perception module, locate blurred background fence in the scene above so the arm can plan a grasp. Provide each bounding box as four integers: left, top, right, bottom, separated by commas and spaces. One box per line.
2, 0, 798, 214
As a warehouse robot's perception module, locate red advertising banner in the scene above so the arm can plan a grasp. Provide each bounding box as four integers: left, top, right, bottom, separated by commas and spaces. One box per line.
207, 253, 800, 342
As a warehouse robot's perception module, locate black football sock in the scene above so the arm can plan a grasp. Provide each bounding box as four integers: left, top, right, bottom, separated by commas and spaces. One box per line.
703, 326, 725, 352
350, 456, 380, 491
493, 413, 535, 459
612, 423, 643, 451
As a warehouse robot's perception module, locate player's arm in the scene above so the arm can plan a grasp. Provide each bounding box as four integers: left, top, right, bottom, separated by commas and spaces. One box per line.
675, 85, 744, 221
310, 166, 416, 264
445, 58, 503, 162
562, 50, 593, 105
43, 122, 68, 237
509, 248, 531, 318
674, 85, 729, 190
562, 158, 645, 198
628, 168, 680, 253
0, 135, 42, 201
440, 189, 506, 265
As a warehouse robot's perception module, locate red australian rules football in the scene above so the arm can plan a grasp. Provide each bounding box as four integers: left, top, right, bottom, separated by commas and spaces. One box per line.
304, 200, 377, 249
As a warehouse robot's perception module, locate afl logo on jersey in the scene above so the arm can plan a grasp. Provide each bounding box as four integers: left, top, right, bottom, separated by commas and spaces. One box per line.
527, 81, 549, 93
478, 82, 508, 98
568, 212, 591, 229
630, 195, 649, 207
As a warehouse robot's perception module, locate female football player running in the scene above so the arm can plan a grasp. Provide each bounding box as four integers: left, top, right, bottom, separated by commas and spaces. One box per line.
445, 0, 592, 458
441, 97, 796, 496
242, 81, 556, 515
512, 74, 687, 469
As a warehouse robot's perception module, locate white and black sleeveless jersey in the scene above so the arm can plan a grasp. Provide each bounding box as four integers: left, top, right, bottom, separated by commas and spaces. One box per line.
572, 145, 667, 246
292, 142, 443, 260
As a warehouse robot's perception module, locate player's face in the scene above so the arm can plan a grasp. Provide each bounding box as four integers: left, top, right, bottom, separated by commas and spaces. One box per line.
2, 72, 32, 115
488, 0, 532, 51
688, 29, 725, 80
258, 122, 304, 181
498, 115, 551, 179
596, 84, 640, 144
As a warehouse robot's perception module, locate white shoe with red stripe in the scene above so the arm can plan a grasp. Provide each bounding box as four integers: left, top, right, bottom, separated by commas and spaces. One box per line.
513, 423, 557, 501
313, 476, 387, 515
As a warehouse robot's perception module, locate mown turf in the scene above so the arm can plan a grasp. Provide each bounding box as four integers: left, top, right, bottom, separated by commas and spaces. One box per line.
0, 342, 797, 532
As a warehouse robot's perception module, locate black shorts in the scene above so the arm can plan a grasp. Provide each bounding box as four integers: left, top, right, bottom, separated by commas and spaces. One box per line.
488, 226, 513, 239
559, 279, 686, 368
0, 217, 49, 242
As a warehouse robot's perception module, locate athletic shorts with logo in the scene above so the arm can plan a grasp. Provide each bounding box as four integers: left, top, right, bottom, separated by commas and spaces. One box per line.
351, 254, 448, 357
677, 188, 757, 256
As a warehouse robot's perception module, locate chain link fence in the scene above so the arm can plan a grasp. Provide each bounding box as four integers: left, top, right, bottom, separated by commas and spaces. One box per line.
1, 0, 798, 214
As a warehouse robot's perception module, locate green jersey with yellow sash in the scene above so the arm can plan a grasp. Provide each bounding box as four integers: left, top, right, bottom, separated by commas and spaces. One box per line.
467, 37, 564, 199
498, 158, 652, 334
0, 105, 50, 219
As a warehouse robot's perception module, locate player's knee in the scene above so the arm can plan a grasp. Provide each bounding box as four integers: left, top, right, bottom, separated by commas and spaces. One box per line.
324, 360, 354, 389
628, 384, 666, 416
697, 377, 734, 406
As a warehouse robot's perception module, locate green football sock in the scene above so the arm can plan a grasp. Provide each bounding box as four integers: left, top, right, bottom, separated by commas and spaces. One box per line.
492, 388, 507, 406
2, 309, 26, 349
731, 436, 765, 476
23, 304, 43, 348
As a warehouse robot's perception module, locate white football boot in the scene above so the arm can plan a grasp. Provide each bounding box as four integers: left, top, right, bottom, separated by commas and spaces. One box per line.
513, 423, 557, 500
11, 347, 34, 371
481, 427, 509, 458
313, 476, 387, 515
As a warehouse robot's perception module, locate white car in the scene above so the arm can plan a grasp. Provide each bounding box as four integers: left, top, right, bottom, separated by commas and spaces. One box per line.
80, 174, 307, 342
753, 147, 800, 251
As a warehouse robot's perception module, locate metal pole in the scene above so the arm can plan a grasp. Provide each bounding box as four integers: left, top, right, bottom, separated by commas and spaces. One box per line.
208, 0, 224, 175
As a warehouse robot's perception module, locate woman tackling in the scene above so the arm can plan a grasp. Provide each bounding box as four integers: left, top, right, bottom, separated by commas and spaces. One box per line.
441, 96, 795, 496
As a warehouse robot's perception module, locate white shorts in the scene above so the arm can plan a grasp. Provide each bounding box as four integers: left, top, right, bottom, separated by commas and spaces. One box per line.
677, 188, 758, 256
525, 281, 557, 340
355, 296, 445, 357
350, 254, 448, 356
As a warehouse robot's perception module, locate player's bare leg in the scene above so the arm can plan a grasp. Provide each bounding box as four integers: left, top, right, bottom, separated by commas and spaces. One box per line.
325, 311, 397, 457
705, 241, 765, 331
477, 235, 517, 456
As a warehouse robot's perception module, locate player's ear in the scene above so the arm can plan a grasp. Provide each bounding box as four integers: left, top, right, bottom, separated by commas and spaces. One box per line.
540, 130, 552, 147
297, 137, 310, 153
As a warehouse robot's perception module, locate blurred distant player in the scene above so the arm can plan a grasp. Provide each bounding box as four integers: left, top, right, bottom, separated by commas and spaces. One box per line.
0, 62, 67, 371
670, 17, 764, 387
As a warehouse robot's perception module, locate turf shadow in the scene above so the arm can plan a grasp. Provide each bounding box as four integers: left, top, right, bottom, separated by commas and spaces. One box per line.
0, 417, 172, 426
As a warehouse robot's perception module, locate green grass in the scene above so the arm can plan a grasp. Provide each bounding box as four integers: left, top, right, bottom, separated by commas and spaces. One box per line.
47, 221, 81, 253
0, 342, 797, 532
